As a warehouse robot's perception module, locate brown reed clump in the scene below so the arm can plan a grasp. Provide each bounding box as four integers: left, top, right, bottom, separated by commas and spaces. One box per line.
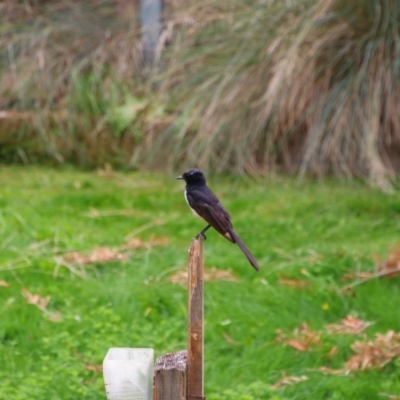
152, 0, 400, 189
1, 0, 400, 189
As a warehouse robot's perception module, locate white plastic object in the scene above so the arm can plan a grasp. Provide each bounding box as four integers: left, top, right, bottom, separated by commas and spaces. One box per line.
103, 348, 154, 400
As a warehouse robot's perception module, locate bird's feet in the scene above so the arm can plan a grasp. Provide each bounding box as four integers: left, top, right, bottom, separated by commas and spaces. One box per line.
195, 224, 210, 241
195, 232, 207, 241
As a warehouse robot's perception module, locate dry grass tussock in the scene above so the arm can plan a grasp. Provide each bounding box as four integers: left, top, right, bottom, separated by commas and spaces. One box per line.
1, 0, 400, 188
154, 0, 400, 188
0, 0, 147, 165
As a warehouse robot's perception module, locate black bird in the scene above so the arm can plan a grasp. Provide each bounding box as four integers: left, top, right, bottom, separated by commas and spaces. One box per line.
177, 168, 259, 271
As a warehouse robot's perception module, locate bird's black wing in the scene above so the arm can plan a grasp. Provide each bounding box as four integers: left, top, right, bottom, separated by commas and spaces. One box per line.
186, 185, 260, 271
186, 186, 234, 242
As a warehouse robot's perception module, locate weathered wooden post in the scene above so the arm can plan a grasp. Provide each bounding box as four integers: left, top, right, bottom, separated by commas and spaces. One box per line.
187, 236, 205, 400
153, 350, 188, 400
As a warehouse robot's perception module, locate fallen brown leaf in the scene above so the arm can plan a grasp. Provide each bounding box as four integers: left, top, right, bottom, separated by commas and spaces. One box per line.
204, 267, 239, 282
124, 238, 150, 249
21, 288, 51, 310
0, 280, 10, 287
21, 288, 62, 322
85, 364, 103, 372
168, 267, 239, 285
318, 366, 345, 375
375, 250, 400, 278
341, 267, 400, 292
275, 322, 321, 352
328, 346, 338, 357
124, 235, 170, 249
345, 331, 400, 372
278, 274, 310, 289
340, 248, 400, 286
63, 247, 125, 265
341, 272, 376, 281
285, 339, 309, 352
326, 315, 374, 335
271, 372, 308, 390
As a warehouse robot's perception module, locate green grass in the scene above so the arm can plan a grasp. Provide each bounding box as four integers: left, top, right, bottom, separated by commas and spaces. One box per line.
0, 167, 399, 400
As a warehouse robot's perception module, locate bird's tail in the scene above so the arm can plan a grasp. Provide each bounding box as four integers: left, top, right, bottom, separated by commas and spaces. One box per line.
228, 228, 259, 271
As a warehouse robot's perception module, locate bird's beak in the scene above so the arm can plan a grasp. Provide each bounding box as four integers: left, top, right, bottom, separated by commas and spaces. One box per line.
176, 176, 183, 180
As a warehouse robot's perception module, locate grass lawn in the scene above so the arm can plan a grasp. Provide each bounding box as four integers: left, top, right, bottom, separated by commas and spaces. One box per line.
0, 166, 399, 400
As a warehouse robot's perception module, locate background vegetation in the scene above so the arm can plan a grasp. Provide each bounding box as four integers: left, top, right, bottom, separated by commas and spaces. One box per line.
0, 0, 400, 189
159, 0, 400, 188
0, 167, 400, 400
1, 1, 400, 398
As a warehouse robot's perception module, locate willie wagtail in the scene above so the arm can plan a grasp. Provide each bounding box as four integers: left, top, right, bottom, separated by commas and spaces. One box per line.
177, 168, 259, 271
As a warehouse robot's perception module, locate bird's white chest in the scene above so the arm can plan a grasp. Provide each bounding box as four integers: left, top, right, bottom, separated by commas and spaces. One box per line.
184, 191, 201, 218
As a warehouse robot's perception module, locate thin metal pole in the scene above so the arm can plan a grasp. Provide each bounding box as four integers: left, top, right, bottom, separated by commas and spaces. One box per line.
140, 0, 164, 65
